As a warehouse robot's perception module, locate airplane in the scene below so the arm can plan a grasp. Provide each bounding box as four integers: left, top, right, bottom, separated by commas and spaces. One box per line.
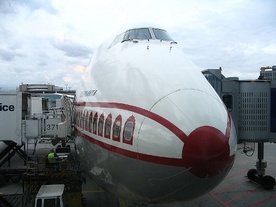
74, 27, 237, 203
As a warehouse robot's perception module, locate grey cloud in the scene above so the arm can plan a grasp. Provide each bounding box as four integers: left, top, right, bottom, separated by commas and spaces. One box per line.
172, 0, 276, 77
53, 40, 92, 58
22, 0, 57, 14
0, 1, 15, 14
0, 0, 57, 14
0, 48, 25, 61
38, 61, 48, 67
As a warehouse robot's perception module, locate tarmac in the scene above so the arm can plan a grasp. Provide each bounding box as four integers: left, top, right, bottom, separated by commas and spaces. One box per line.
1, 142, 276, 207
82, 142, 276, 207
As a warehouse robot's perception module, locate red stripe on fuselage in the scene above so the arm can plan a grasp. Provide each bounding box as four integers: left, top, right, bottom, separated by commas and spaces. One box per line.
75, 102, 188, 143
77, 129, 185, 166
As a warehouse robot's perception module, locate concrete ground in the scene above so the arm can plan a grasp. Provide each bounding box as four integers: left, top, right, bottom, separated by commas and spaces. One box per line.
1, 142, 276, 207
81, 143, 276, 207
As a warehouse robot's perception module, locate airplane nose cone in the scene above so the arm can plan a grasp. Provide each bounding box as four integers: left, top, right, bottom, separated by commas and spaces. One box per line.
148, 89, 236, 179
182, 126, 232, 178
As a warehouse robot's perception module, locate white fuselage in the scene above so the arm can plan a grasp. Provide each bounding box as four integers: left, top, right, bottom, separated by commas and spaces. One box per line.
74, 28, 237, 202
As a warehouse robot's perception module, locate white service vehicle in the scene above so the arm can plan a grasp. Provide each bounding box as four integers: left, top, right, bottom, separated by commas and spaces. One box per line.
34, 184, 67, 207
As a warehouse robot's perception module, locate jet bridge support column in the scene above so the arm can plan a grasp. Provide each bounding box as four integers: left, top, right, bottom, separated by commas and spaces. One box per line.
223, 80, 275, 189
257, 143, 265, 176
247, 143, 275, 189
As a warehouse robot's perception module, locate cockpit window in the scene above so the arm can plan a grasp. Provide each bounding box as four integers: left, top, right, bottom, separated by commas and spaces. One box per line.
109, 27, 175, 48
152, 28, 173, 41
123, 28, 151, 41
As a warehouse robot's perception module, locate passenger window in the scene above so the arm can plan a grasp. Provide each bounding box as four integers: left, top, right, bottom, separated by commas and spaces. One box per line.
98, 114, 104, 136
89, 112, 93, 132
124, 122, 133, 140
123, 116, 135, 145
82, 111, 86, 129
112, 115, 122, 142
85, 111, 89, 131
93, 113, 98, 134
104, 114, 112, 139
222, 94, 233, 112
80, 112, 84, 128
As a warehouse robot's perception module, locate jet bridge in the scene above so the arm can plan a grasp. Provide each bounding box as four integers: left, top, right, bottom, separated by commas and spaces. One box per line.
203, 69, 276, 189
0, 91, 73, 168
0, 91, 27, 168
0, 92, 22, 143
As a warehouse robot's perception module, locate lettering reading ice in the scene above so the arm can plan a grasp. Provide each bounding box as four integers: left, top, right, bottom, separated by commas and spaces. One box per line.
0, 103, 15, 111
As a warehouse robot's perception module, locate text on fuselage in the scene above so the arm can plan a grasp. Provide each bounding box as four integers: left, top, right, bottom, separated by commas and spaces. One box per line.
80, 90, 98, 97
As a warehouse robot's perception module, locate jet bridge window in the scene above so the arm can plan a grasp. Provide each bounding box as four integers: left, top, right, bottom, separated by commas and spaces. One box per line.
123, 28, 152, 41
222, 94, 233, 112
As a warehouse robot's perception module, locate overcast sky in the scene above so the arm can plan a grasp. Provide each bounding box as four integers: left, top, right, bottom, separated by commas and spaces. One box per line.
0, 0, 275, 91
